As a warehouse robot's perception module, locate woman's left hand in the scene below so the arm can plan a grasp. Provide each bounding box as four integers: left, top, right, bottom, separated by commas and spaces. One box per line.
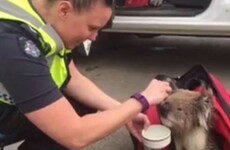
126, 113, 150, 142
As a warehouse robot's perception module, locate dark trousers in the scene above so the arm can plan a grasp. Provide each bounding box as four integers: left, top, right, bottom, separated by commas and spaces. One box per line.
18, 94, 97, 150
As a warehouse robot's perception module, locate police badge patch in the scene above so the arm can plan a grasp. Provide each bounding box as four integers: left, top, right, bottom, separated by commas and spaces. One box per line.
18, 36, 41, 58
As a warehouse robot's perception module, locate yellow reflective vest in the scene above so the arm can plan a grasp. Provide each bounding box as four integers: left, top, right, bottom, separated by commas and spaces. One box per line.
0, 0, 70, 105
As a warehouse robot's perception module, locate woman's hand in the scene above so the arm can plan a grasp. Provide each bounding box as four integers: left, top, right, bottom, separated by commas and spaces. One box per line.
142, 79, 172, 106
126, 113, 150, 142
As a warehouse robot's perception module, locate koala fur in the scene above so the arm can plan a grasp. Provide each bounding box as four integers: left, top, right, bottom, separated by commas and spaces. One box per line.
159, 86, 220, 150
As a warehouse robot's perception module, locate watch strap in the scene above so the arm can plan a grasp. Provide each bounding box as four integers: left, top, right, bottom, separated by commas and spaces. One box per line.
131, 92, 150, 112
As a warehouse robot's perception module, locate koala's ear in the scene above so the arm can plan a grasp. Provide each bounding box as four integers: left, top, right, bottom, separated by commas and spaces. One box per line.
200, 80, 213, 97
199, 81, 214, 106
170, 79, 178, 93
198, 111, 210, 131
197, 82, 214, 130
198, 101, 213, 131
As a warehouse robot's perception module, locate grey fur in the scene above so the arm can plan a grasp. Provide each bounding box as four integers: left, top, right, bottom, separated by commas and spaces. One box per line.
159, 86, 220, 150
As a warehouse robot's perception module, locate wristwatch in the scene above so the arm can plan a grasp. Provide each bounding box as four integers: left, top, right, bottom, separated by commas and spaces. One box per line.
131, 92, 150, 112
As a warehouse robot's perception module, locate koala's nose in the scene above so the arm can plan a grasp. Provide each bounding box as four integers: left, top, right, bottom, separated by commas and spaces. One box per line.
159, 102, 171, 118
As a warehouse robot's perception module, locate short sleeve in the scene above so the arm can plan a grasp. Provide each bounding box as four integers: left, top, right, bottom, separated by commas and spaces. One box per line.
0, 33, 63, 113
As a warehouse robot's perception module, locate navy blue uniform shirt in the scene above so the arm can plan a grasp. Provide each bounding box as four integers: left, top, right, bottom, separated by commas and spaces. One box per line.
0, 21, 63, 113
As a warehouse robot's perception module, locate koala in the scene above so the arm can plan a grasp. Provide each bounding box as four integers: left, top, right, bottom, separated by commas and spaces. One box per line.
158, 86, 220, 150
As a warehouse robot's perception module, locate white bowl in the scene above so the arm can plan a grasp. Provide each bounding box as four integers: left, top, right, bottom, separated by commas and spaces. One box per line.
142, 125, 171, 150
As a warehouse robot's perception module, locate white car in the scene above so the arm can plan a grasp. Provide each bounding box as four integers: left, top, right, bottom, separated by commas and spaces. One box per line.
83, 0, 230, 54
107, 0, 230, 36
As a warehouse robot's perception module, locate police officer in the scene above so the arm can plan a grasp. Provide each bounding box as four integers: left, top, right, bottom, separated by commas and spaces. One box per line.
0, 0, 171, 149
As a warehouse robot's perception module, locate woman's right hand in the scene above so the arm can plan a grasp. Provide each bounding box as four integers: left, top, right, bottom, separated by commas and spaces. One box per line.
141, 79, 172, 105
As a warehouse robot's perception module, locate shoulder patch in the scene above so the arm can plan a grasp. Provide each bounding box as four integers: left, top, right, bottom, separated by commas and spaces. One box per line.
18, 36, 41, 58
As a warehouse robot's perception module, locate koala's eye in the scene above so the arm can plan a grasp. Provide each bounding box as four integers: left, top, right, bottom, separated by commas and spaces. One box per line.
177, 107, 182, 111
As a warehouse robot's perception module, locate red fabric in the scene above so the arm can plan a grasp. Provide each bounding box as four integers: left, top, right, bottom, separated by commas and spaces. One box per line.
125, 0, 149, 7
210, 74, 230, 150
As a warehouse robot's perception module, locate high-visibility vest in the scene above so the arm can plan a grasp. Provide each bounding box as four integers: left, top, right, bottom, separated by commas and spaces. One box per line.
0, 0, 70, 105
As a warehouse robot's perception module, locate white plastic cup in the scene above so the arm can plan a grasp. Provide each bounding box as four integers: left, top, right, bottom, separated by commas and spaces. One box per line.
142, 125, 171, 150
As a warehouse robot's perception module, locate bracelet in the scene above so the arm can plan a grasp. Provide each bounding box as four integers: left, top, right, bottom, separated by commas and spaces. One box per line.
131, 92, 150, 112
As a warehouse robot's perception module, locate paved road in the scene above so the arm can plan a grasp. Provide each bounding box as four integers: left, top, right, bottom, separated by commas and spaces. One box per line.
5, 35, 230, 150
